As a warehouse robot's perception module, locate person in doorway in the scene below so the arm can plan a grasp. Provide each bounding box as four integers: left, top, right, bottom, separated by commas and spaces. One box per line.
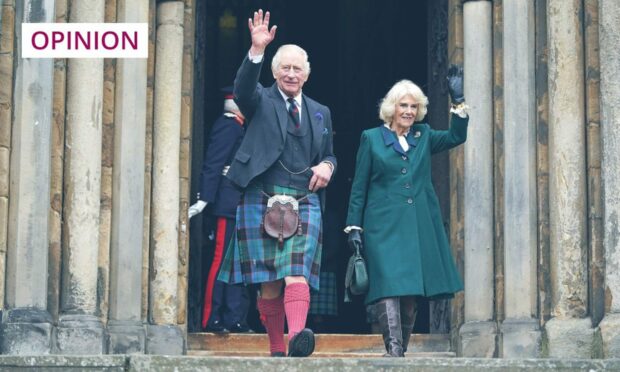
345, 65, 468, 357
217, 9, 336, 357
188, 87, 253, 334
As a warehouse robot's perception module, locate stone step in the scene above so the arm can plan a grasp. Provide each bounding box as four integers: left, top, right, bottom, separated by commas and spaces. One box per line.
188, 333, 451, 354
188, 350, 456, 358
3, 355, 620, 372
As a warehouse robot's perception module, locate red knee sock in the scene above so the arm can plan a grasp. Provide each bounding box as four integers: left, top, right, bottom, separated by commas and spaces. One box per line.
283, 282, 310, 337
257, 296, 286, 354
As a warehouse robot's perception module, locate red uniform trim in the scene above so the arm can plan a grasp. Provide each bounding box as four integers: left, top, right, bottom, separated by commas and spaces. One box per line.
202, 217, 228, 329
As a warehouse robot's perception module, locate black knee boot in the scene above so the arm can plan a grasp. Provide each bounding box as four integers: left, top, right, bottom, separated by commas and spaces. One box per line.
376, 297, 404, 357
400, 296, 417, 354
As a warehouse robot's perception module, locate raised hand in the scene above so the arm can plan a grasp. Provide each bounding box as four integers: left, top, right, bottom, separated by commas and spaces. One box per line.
447, 64, 465, 104
248, 9, 277, 56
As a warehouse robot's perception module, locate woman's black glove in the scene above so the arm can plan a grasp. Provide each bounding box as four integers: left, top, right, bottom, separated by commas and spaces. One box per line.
447, 64, 465, 104
348, 229, 363, 253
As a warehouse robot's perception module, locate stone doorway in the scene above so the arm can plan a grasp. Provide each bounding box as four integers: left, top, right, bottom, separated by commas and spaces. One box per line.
188, 0, 452, 336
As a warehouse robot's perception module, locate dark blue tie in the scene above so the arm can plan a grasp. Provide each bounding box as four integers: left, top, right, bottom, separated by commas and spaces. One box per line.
287, 98, 300, 128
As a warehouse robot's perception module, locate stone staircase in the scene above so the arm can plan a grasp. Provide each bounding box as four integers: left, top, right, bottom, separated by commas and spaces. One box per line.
187, 333, 455, 358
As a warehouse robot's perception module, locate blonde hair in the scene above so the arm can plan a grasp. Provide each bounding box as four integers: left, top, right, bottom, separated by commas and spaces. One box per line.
379, 80, 428, 123
271, 44, 311, 76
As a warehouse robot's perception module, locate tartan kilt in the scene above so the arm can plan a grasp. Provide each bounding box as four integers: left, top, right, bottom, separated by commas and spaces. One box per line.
309, 271, 338, 316
217, 183, 323, 291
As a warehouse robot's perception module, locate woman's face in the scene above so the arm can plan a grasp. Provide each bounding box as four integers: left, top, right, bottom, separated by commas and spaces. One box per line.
392, 95, 418, 131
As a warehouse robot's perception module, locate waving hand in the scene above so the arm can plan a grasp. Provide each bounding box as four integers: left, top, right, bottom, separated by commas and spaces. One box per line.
249, 9, 277, 56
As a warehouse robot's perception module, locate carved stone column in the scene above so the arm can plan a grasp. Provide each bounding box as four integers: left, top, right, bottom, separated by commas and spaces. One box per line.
107, 0, 149, 354
500, 0, 541, 358
147, 0, 185, 355
598, 0, 620, 358
1, 0, 55, 355
55, 0, 105, 354
544, 0, 593, 358
459, 0, 497, 358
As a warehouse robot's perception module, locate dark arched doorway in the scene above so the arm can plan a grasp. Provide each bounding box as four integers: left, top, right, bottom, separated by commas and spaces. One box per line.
188, 0, 451, 335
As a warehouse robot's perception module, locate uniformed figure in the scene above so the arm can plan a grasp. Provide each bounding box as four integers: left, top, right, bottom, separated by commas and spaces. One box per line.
217, 9, 336, 357
345, 66, 468, 357
188, 88, 252, 334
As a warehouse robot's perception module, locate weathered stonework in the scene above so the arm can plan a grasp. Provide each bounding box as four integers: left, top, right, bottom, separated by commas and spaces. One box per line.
107, 0, 149, 355
142, 0, 157, 323
543, 317, 594, 358
98, 0, 117, 326
599, 314, 620, 358
145, 324, 185, 355
459, 321, 498, 358
584, 0, 604, 329
599, 0, 620, 358
55, 315, 105, 355
500, 319, 541, 358
56, 0, 105, 354
47, 0, 67, 324
492, 0, 505, 327
1, 309, 53, 355
535, 0, 551, 328
149, 0, 184, 328
107, 321, 145, 355
2, 0, 56, 355
0, 0, 16, 312
460, 0, 496, 357
447, 0, 465, 350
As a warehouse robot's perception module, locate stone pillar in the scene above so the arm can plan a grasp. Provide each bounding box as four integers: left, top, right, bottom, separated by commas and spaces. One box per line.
147, 1, 185, 355
106, 0, 149, 354
54, 0, 105, 354
0, 0, 16, 311
459, 0, 497, 358
1, 0, 55, 355
500, 0, 541, 358
598, 0, 620, 358
544, 0, 593, 358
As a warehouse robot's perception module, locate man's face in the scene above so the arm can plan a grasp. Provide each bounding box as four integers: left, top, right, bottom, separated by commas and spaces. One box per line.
273, 50, 308, 98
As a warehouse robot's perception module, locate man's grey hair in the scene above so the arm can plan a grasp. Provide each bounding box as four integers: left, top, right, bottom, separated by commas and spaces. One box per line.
271, 44, 311, 76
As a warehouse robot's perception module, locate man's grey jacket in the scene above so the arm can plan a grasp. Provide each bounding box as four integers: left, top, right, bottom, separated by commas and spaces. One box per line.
226, 56, 337, 207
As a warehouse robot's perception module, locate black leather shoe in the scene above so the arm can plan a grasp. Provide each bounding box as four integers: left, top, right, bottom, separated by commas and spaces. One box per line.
287, 328, 315, 357
270, 351, 286, 357
228, 322, 254, 333
205, 320, 229, 333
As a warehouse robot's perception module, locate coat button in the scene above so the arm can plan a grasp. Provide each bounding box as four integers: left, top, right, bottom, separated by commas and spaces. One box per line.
407, 198, 413, 204
402, 155, 408, 160
404, 183, 411, 189
401, 168, 407, 174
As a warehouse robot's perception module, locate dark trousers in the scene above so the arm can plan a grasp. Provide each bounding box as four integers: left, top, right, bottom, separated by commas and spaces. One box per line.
202, 216, 250, 328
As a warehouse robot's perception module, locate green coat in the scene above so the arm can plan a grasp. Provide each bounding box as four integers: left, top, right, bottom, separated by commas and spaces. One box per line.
346, 114, 468, 304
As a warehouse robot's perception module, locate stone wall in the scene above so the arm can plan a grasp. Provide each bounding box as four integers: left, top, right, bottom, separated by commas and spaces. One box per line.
0, 0, 196, 355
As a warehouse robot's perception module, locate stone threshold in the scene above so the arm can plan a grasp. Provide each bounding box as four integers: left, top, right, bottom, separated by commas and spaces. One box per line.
1, 355, 619, 371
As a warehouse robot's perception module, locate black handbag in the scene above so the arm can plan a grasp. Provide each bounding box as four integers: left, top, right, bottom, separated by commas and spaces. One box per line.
344, 244, 369, 302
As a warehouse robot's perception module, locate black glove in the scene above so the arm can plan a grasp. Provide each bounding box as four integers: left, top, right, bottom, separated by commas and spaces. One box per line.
347, 229, 363, 253
447, 64, 465, 104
